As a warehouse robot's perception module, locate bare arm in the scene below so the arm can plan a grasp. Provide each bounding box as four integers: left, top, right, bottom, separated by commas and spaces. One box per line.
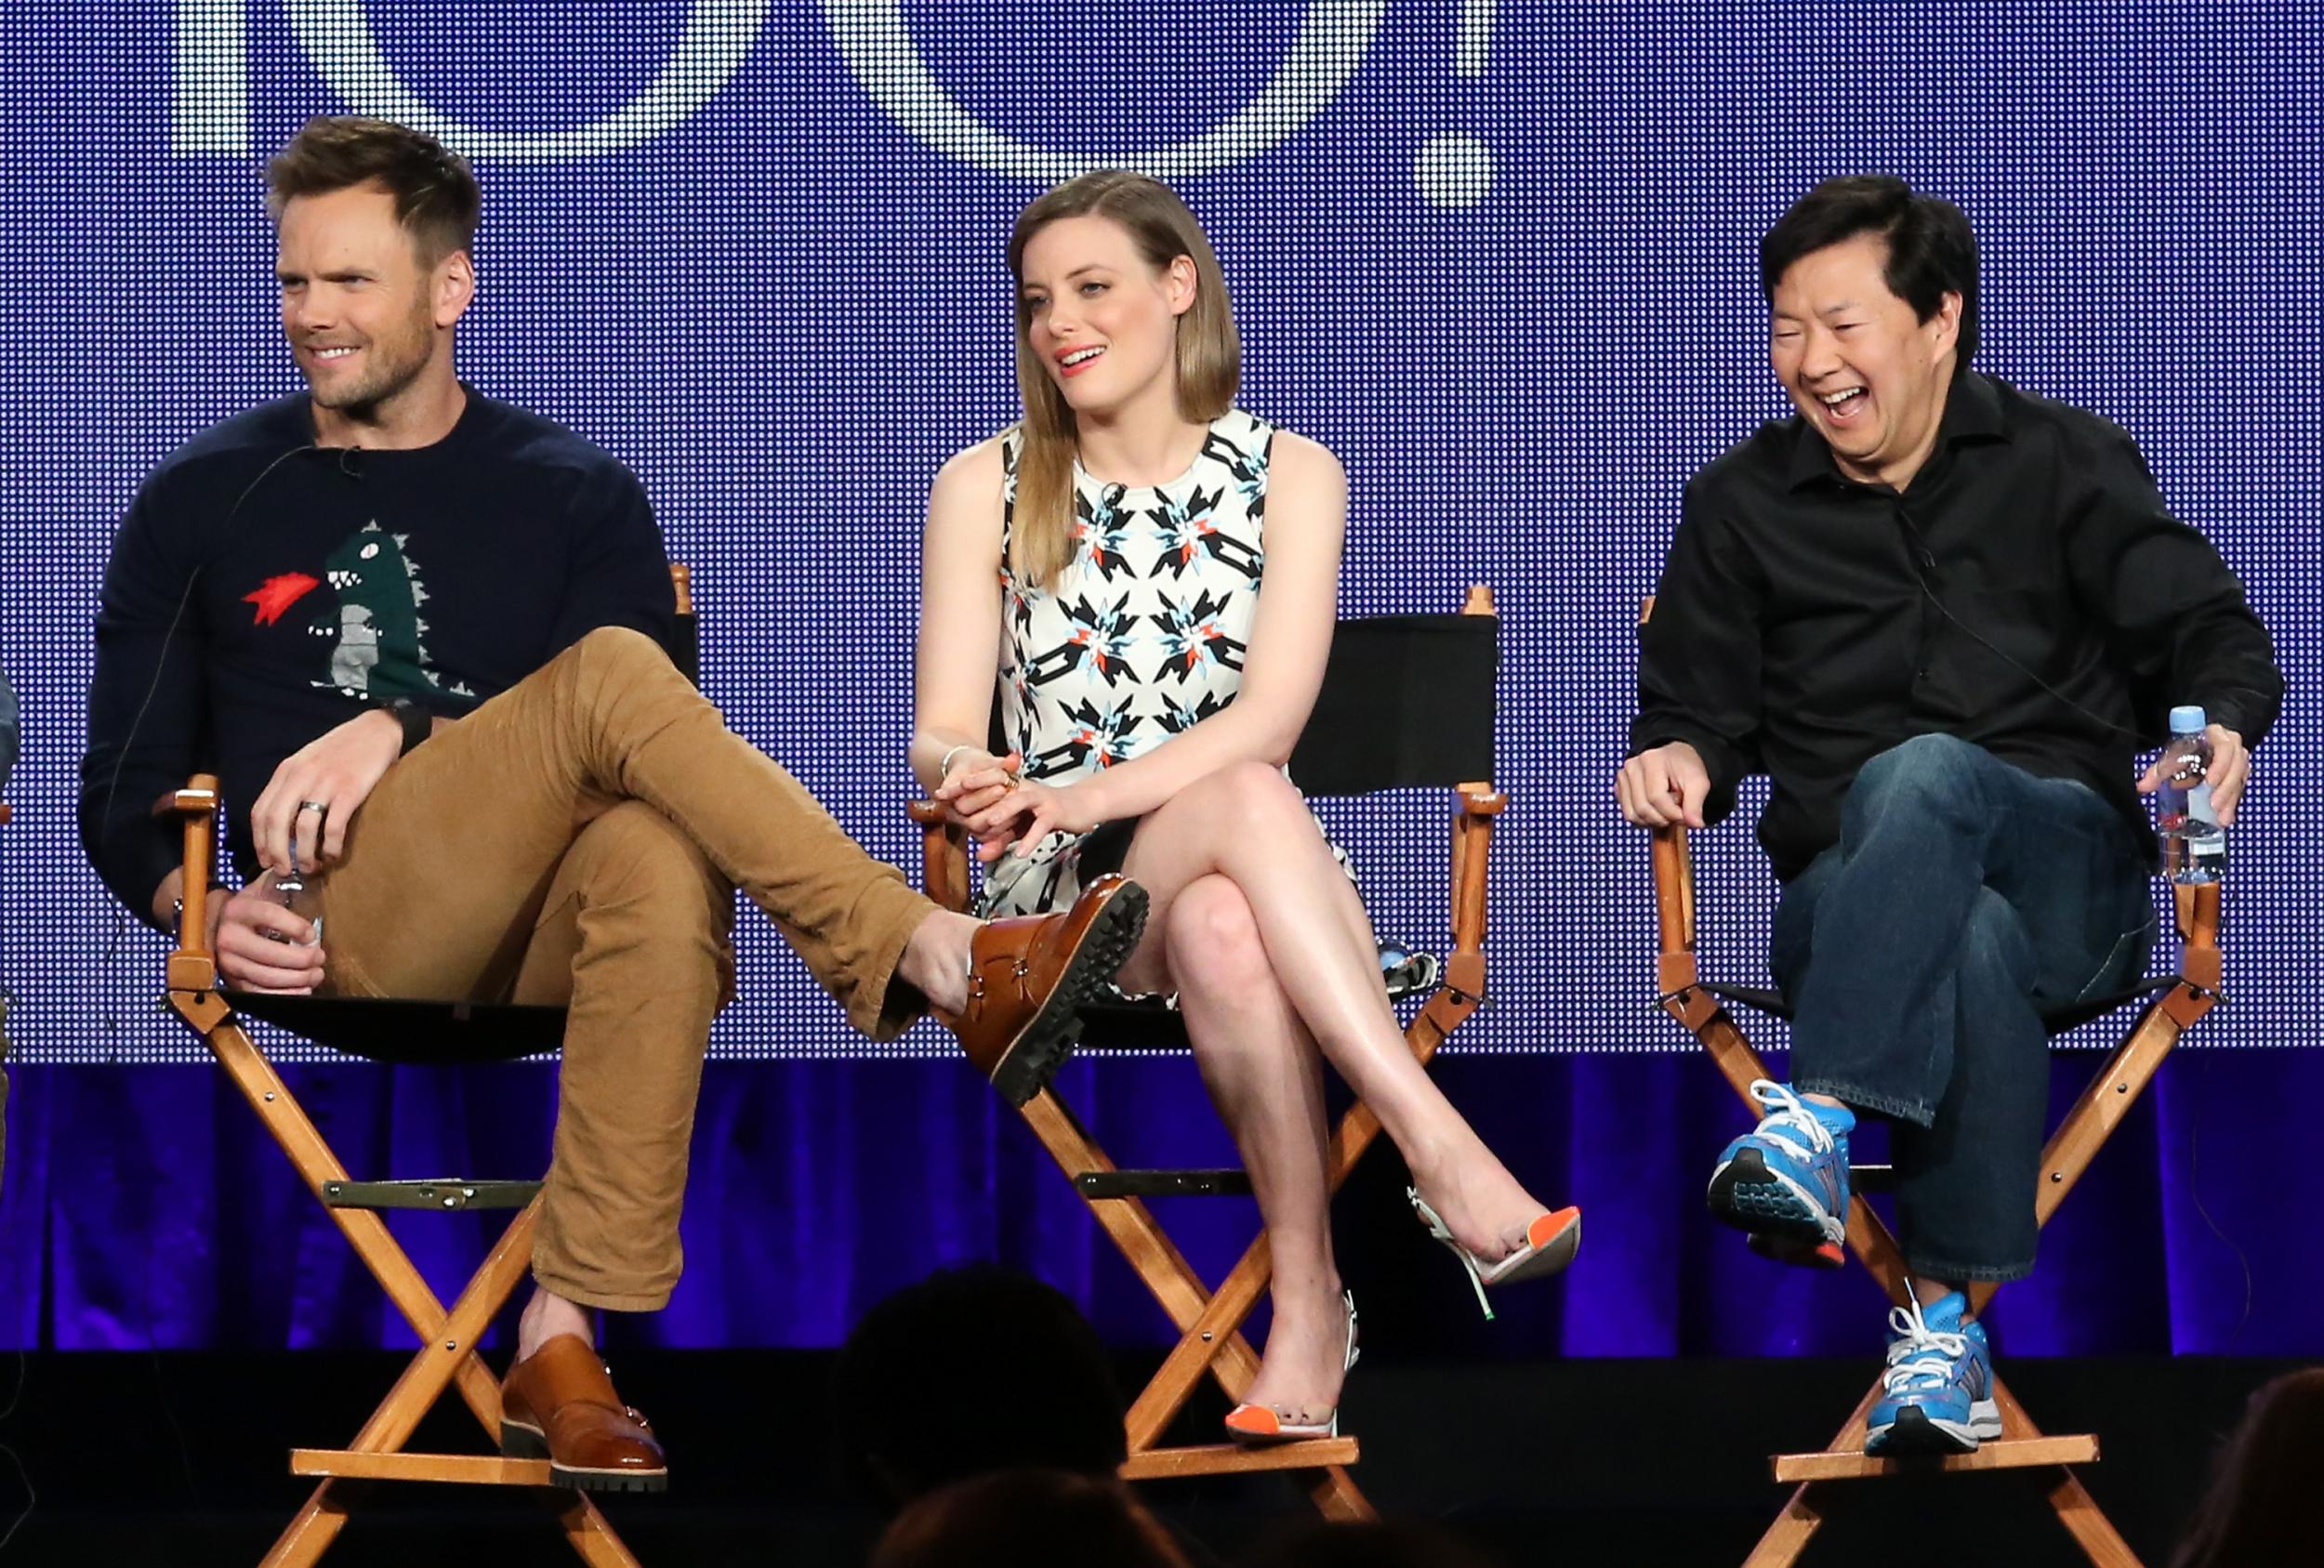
911, 438, 1016, 806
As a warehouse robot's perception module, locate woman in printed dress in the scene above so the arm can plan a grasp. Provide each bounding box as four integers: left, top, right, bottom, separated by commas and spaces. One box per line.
911, 171, 1578, 1443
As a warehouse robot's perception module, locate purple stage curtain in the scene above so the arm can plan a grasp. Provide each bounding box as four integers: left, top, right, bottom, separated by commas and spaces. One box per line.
4, 1046, 2316, 1358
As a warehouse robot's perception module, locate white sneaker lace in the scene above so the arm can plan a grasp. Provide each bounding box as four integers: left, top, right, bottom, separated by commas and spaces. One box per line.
1747, 1079, 1836, 1166
1882, 1296, 1970, 1394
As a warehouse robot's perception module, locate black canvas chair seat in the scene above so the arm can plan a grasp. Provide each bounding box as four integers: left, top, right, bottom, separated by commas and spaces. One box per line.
1697, 975, 2182, 1035
223, 991, 568, 1064
1076, 952, 1443, 1053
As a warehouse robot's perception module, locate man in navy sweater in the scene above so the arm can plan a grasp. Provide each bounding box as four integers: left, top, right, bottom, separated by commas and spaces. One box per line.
79, 117, 1143, 1492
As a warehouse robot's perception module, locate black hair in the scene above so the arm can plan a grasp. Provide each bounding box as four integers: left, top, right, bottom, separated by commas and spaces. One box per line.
1761, 174, 1979, 366
831, 1265, 1127, 1513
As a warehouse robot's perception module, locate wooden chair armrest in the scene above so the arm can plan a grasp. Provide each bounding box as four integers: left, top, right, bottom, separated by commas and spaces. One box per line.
908, 799, 973, 915
1456, 784, 1507, 816
1446, 785, 1502, 966
168, 773, 224, 968
2172, 879, 2222, 996
1650, 824, 1694, 955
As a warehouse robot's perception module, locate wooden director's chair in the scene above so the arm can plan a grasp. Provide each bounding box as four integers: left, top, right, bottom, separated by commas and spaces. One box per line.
1645, 633, 2223, 1565
911, 586, 1508, 1522
159, 566, 699, 1568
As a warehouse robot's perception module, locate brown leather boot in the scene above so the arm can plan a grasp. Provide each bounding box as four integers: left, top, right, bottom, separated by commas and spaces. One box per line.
941, 874, 1148, 1104
500, 1334, 668, 1493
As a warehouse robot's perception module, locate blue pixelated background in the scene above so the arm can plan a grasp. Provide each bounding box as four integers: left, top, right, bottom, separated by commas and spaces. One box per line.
0, 0, 2315, 1068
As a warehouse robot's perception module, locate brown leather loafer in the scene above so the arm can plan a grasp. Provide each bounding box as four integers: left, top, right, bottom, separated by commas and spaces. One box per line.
500, 1334, 668, 1493
942, 874, 1148, 1104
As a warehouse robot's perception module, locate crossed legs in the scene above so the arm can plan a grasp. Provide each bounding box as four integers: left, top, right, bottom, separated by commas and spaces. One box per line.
1113, 760, 1558, 1419
1712, 735, 2151, 1449
320, 627, 993, 1330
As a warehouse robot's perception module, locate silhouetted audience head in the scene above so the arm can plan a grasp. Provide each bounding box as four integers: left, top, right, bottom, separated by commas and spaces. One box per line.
2172, 1367, 2324, 1568
870, 1467, 1190, 1568
832, 1264, 1126, 1512
1240, 1517, 1503, 1568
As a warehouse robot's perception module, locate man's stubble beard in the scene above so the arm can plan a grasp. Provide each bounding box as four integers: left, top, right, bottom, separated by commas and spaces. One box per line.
309, 296, 438, 416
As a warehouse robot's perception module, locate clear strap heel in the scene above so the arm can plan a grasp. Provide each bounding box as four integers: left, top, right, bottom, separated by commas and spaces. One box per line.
1222, 1289, 1360, 1443
1407, 1186, 1583, 1324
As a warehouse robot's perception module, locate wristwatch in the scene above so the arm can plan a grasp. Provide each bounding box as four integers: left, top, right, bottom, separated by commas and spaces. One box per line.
376, 696, 431, 757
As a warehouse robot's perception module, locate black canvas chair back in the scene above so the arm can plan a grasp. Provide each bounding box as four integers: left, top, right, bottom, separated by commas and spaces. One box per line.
1288, 611, 1497, 797
984, 611, 1496, 797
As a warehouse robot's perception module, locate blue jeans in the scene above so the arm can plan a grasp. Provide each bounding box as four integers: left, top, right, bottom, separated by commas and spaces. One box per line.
1773, 735, 2154, 1283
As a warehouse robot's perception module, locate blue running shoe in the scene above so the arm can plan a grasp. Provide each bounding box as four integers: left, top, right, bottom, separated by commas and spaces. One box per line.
1707, 1080, 1853, 1249
1865, 1292, 2001, 1456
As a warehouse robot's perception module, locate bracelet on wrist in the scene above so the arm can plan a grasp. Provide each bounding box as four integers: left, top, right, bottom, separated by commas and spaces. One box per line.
938, 744, 973, 781
376, 696, 430, 757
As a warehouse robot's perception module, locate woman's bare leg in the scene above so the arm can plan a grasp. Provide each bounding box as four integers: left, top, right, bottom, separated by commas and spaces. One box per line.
1163, 875, 1348, 1420
1113, 760, 1549, 1260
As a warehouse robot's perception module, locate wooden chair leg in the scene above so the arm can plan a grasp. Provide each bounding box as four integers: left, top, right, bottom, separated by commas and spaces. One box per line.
1021, 1088, 1372, 1514
346, 1201, 540, 1454
557, 1494, 649, 1568
257, 1481, 354, 1568
184, 1013, 646, 1566
2044, 1468, 2143, 1568
1743, 1483, 1828, 1568
1307, 1465, 1378, 1522
1117, 1004, 1462, 1445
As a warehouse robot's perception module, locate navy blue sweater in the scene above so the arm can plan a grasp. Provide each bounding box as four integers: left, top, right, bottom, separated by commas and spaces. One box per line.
80, 390, 675, 924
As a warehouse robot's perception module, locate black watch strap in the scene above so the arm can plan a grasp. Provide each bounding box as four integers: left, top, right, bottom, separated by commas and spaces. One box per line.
379, 697, 430, 757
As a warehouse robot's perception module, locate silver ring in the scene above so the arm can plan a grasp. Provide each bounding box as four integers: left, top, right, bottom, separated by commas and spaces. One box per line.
297, 800, 328, 815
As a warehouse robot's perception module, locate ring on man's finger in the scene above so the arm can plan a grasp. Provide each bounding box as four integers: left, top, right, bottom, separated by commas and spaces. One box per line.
297, 799, 328, 815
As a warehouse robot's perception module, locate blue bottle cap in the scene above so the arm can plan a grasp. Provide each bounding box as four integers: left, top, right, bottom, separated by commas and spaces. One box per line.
2169, 705, 2207, 734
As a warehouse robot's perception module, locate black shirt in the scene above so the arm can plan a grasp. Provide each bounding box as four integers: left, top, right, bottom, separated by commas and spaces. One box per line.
1631, 370, 2283, 881
79, 390, 676, 922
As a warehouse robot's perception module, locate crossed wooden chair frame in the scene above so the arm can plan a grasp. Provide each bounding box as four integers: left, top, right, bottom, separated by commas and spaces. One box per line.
149, 559, 704, 1567
1650, 817, 2223, 1568
163, 783, 642, 1567
908, 586, 1508, 1523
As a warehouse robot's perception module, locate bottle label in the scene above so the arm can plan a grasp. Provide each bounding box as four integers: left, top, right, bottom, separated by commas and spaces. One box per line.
2188, 782, 2217, 825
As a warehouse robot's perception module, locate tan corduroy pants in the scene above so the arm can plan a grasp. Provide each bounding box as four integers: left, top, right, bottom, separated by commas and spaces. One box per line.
315, 626, 937, 1310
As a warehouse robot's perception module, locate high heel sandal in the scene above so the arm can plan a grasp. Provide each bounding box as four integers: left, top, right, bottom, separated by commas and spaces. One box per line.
1407, 1188, 1581, 1322
1222, 1290, 1360, 1444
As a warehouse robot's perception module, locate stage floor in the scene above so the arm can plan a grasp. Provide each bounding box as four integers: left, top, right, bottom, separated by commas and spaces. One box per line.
0, 1349, 2288, 1566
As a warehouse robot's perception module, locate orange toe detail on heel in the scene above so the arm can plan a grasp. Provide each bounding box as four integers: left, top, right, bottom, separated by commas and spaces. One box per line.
1526, 1207, 1581, 1250
1222, 1403, 1284, 1440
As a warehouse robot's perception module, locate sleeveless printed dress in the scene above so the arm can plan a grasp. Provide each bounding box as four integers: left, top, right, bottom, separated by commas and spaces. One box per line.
978, 409, 1353, 918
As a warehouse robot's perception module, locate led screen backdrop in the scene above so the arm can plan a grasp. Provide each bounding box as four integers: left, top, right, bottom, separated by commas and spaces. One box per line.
0, 1, 2316, 1065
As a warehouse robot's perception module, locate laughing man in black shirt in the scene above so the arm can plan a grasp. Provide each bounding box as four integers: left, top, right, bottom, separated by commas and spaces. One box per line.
1618, 176, 2281, 1456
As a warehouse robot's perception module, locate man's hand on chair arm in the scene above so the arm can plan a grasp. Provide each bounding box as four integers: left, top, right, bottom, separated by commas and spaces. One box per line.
148, 865, 326, 992
1617, 741, 1710, 829
2135, 722, 2250, 826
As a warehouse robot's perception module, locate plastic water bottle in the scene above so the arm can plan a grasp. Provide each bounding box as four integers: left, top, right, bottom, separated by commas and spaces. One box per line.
274, 837, 325, 946
2155, 705, 2225, 885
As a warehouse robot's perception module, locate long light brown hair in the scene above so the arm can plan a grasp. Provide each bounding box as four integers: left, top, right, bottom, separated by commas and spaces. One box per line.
1006, 171, 1240, 587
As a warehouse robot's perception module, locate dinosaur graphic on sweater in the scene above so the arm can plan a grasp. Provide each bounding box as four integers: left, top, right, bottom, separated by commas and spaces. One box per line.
303, 520, 472, 702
